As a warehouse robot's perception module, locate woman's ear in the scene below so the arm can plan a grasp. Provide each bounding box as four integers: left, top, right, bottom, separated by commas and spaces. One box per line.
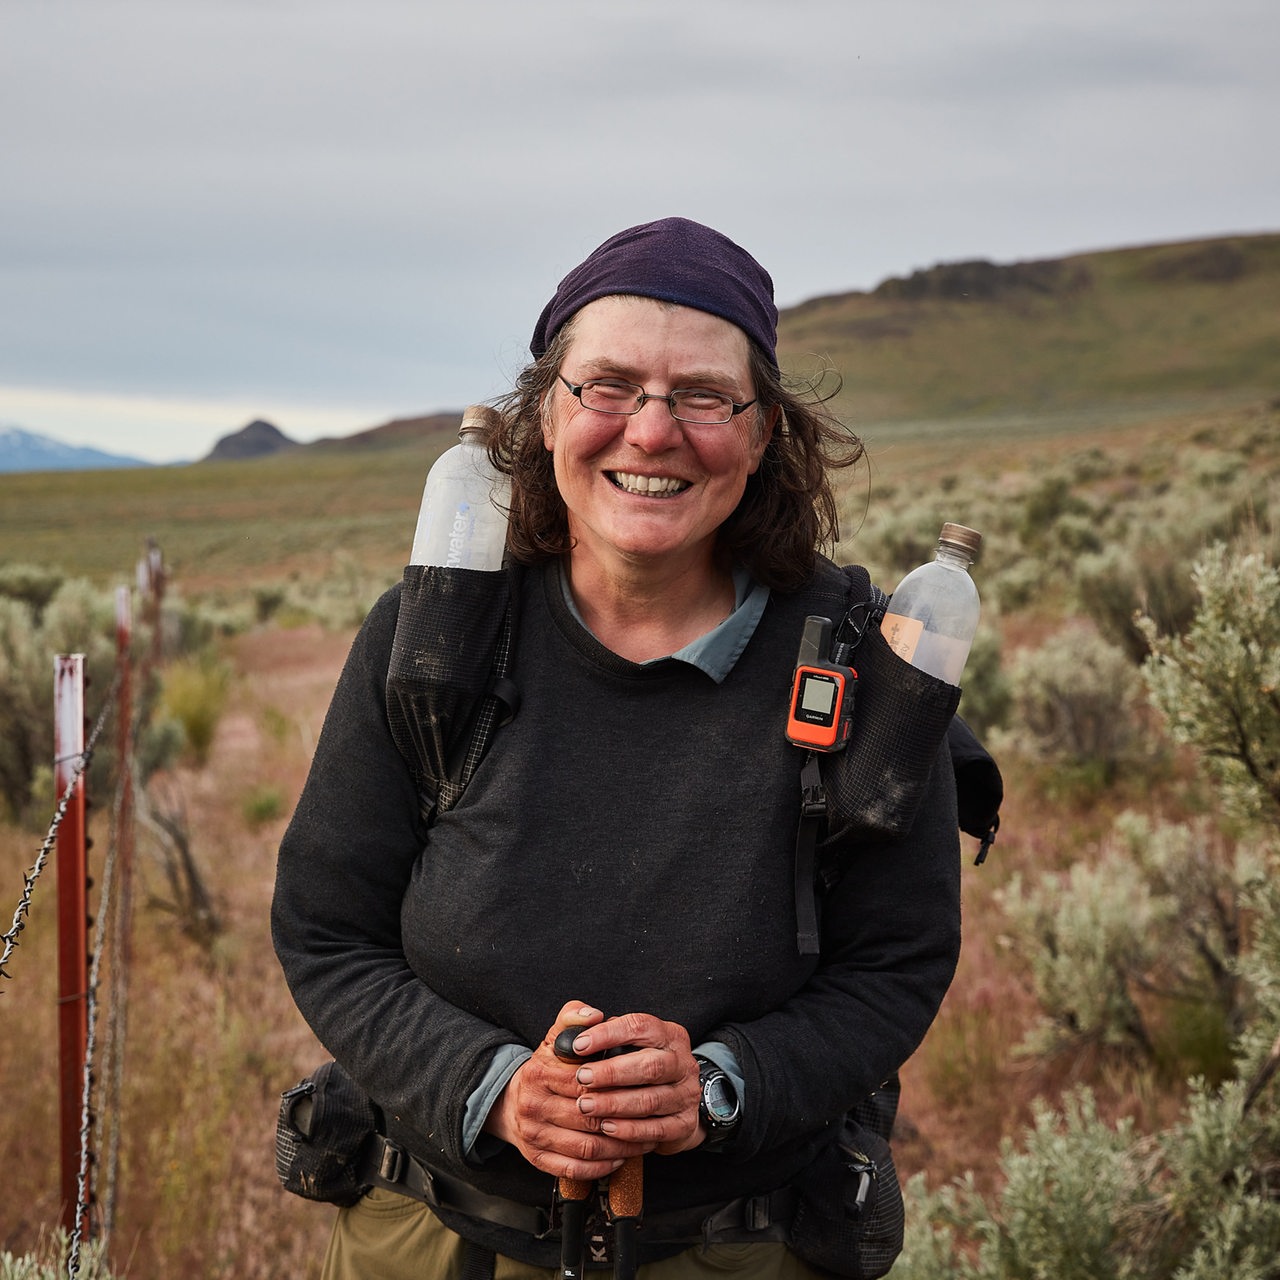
540, 391, 556, 452
760, 404, 779, 445
747, 405, 779, 474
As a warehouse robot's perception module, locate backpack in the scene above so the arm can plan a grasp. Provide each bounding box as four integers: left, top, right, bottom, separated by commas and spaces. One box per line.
384, 561, 1003, 956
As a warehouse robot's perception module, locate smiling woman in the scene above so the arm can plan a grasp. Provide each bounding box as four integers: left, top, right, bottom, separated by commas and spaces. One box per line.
272, 217, 964, 1280
537, 296, 771, 658
495, 224, 864, 593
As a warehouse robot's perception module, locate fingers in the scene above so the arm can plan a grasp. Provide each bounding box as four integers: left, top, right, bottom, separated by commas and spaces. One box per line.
548, 1001, 605, 1054
510, 1061, 650, 1181
567, 1010, 688, 1061
568, 1013, 694, 1093
496, 1005, 706, 1176
490, 1001, 647, 1181
573, 1068, 701, 1151
566, 1013, 702, 1153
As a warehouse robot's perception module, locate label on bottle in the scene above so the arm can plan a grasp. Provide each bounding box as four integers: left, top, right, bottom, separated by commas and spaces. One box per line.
444, 502, 473, 569
880, 612, 924, 664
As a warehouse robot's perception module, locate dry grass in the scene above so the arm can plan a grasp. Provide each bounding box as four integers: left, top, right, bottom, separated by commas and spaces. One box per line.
0, 624, 354, 1276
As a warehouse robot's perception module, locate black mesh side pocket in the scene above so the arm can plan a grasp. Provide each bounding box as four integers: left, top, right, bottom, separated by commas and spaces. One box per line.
385, 564, 518, 819
275, 1059, 377, 1206
821, 621, 962, 845
788, 1118, 904, 1279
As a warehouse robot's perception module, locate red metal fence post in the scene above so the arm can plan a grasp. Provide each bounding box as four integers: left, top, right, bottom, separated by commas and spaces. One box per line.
54, 653, 90, 1235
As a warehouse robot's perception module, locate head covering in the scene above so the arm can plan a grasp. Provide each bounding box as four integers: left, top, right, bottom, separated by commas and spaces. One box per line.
530, 217, 779, 370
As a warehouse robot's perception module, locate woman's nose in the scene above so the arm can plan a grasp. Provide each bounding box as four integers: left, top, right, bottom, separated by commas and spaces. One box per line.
622, 397, 683, 452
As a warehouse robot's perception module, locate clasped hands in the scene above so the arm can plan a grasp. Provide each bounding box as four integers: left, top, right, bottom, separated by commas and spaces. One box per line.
485, 1001, 705, 1181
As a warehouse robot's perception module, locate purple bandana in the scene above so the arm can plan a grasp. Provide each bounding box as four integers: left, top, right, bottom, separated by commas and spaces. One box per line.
530, 217, 778, 370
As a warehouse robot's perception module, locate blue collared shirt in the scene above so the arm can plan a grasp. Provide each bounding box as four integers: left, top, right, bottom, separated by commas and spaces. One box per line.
560, 561, 770, 684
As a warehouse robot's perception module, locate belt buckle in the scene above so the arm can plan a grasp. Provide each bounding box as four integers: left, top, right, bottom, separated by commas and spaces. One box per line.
745, 1195, 772, 1232
377, 1139, 406, 1184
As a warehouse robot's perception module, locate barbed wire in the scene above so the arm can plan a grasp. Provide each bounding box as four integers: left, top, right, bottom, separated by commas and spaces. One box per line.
68, 762, 126, 1278
0, 671, 121, 990
96, 710, 141, 1250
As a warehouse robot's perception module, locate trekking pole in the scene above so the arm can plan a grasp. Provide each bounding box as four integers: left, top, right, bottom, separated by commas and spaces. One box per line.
554, 1027, 643, 1280
553, 1029, 593, 1280
606, 1152, 642, 1280
556, 1170, 591, 1280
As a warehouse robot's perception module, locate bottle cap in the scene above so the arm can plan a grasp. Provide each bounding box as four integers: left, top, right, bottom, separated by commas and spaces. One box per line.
939, 523, 982, 558
459, 404, 501, 441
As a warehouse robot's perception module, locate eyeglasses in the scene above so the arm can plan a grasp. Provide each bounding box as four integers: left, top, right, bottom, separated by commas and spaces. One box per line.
559, 376, 757, 426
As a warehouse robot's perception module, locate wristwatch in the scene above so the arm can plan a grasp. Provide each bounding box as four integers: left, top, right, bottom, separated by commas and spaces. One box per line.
695, 1057, 741, 1145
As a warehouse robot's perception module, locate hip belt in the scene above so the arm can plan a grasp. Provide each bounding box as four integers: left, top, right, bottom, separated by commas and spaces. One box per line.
357, 1133, 794, 1247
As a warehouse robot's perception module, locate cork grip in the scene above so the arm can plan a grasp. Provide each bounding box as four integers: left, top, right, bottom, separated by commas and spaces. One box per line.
559, 1174, 592, 1201
607, 1155, 643, 1220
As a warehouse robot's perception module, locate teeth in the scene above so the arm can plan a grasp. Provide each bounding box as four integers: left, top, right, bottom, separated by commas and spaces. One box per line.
610, 472, 689, 496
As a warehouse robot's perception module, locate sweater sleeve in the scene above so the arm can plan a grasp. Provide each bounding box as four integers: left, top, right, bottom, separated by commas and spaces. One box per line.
271, 585, 516, 1172
715, 740, 962, 1159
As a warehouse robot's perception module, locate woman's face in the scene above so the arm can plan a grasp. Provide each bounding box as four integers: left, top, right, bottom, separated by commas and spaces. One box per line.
541, 295, 773, 580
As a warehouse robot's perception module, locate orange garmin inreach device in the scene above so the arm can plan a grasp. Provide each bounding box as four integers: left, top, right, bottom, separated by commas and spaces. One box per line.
786, 615, 856, 752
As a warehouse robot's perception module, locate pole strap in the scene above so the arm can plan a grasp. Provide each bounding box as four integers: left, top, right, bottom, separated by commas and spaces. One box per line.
794, 753, 826, 956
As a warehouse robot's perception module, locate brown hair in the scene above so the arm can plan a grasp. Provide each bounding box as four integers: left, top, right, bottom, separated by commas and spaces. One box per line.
488, 311, 864, 592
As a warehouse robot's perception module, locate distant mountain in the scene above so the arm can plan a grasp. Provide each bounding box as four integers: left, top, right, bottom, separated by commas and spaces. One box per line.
204, 419, 299, 462
0, 425, 153, 473
304, 411, 463, 453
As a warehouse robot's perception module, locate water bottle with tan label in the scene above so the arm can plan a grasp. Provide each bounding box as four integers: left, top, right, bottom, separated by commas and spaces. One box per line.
880, 523, 982, 685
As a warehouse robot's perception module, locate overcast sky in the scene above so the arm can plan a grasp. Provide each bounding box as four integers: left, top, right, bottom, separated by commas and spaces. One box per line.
3, 0, 1276, 463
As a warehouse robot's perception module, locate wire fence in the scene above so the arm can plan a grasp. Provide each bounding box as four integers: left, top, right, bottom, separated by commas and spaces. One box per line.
1, 569, 157, 1279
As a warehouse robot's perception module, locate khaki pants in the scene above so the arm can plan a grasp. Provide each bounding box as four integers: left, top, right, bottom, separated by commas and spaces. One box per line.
321, 1188, 825, 1279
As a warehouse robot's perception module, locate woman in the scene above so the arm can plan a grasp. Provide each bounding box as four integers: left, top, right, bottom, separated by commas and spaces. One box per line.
272, 217, 962, 1278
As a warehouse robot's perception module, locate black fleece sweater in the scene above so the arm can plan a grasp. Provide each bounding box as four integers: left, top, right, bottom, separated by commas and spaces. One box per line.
272, 558, 960, 1257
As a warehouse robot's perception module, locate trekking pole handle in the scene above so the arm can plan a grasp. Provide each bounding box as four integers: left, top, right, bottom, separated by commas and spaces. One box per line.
553, 1025, 643, 1280
553, 1023, 644, 1197
552, 1026, 595, 1280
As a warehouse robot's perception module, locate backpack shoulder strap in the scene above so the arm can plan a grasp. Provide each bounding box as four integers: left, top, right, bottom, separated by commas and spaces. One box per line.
441, 591, 522, 815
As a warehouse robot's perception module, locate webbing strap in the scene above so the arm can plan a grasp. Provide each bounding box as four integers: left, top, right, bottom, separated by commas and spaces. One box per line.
458, 1240, 497, 1280
794, 753, 826, 956
458, 608, 519, 794
975, 812, 1000, 866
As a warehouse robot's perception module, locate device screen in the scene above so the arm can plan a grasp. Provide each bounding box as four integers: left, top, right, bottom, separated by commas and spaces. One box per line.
800, 674, 837, 717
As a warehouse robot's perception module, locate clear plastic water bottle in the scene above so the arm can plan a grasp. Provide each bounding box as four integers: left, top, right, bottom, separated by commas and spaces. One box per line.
880, 523, 982, 685
409, 405, 511, 569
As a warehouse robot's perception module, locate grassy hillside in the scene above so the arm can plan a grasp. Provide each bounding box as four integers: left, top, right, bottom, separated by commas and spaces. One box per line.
781, 233, 1280, 433
0, 442, 435, 594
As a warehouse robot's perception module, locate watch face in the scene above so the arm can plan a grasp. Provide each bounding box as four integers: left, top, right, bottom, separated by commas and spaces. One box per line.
705, 1076, 735, 1121
703, 1071, 739, 1125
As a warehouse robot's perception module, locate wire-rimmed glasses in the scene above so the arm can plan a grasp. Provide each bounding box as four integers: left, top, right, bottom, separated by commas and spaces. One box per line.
559, 376, 757, 425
